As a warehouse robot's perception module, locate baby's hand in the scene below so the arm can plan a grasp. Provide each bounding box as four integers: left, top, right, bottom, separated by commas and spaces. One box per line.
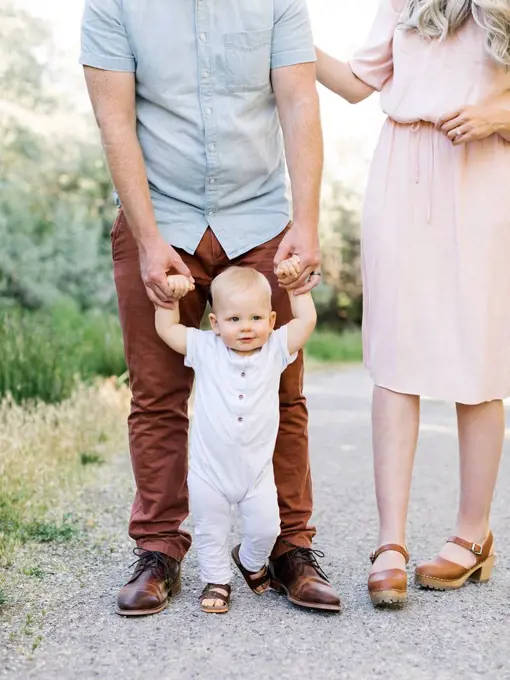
275, 255, 301, 286
166, 274, 195, 300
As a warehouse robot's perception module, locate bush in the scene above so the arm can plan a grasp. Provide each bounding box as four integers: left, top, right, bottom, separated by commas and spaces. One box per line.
0, 4, 118, 312
0, 303, 126, 403
317, 178, 363, 329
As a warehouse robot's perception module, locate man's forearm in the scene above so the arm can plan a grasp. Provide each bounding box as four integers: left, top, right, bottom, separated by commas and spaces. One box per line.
279, 90, 323, 230
100, 120, 160, 244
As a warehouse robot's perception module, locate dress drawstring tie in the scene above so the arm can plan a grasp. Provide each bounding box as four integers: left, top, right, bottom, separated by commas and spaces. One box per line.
410, 120, 434, 223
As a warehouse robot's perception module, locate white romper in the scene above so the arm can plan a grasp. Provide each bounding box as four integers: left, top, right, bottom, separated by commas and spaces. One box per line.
185, 325, 296, 584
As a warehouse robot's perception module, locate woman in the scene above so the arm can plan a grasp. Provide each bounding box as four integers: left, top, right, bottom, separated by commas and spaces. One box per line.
316, 0, 510, 606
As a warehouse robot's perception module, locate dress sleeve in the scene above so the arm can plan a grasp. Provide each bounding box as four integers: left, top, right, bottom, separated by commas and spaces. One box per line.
348, 0, 406, 91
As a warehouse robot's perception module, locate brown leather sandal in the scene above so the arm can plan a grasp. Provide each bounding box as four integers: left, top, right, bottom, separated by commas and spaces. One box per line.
232, 544, 270, 595
368, 543, 409, 606
200, 583, 231, 614
414, 532, 495, 590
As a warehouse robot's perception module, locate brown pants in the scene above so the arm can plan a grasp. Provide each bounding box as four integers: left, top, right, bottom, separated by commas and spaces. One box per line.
112, 211, 316, 562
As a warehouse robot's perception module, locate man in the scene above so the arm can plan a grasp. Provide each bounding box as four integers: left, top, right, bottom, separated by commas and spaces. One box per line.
80, 0, 341, 615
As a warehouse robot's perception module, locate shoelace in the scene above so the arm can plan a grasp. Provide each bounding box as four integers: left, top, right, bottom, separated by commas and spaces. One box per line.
128, 548, 174, 584
282, 540, 330, 582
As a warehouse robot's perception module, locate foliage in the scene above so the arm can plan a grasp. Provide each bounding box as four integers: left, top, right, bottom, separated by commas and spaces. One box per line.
314, 178, 363, 329
0, 303, 126, 403
0, 3, 117, 312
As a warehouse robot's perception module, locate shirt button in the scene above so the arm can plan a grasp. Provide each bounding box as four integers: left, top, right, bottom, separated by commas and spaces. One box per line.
208, 143, 215, 151
238, 417, 243, 423
199, 33, 207, 41
208, 178, 216, 184
202, 71, 209, 79
205, 108, 212, 116
239, 395, 244, 400
241, 372, 246, 377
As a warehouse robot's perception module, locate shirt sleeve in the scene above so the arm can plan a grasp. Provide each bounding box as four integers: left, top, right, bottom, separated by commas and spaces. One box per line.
348, 0, 406, 91
271, 0, 316, 70
184, 328, 202, 370
273, 326, 298, 373
80, 0, 136, 72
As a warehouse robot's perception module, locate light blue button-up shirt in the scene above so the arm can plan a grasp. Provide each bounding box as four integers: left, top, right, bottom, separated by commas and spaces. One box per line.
80, 0, 316, 259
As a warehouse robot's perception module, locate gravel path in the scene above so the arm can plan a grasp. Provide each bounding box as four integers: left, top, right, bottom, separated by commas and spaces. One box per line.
2, 366, 510, 679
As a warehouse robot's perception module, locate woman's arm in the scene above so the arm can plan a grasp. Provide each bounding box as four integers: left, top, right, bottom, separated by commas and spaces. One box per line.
315, 47, 375, 104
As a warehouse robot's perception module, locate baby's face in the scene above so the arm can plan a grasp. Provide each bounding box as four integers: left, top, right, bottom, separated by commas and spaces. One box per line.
209, 288, 276, 355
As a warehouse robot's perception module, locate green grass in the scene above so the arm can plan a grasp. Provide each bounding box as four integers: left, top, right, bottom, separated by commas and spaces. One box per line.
0, 303, 126, 403
22, 566, 45, 579
0, 497, 78, 549
80, 452, 105, 466
0, 589, 6, 606
21, 517, 78, 544
306, 328, 362, 363
32, 636, 43, 652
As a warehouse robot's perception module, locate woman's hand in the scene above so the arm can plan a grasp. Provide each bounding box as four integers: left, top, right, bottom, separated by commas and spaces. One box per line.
436, 106, 500, 145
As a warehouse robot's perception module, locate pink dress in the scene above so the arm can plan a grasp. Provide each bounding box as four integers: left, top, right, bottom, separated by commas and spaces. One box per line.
349, 0, 510, 404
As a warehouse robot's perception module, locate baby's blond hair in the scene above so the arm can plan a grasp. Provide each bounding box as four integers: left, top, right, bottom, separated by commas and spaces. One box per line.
211, 267, 272, 310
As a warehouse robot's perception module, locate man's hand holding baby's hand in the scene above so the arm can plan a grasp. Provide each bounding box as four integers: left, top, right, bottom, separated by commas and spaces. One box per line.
166, 274, 195, 300
275, 255, 301, 287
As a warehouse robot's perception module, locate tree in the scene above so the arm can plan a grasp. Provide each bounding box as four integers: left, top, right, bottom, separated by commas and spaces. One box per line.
0, 3, 117, 310
315, 176, 363, 328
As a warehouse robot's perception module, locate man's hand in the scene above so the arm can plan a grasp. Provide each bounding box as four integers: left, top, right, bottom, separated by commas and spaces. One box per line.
138, 235, 194, 309
273, 223, 321, 295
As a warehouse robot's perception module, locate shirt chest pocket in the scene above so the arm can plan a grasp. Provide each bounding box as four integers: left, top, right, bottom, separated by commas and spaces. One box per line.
224, 29, 272, 93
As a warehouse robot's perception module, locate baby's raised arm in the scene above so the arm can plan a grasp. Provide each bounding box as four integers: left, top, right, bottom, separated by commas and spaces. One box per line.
276, 256, 317, 355
155, 275, 195, 356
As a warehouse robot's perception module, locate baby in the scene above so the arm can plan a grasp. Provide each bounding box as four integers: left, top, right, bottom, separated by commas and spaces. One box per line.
155, 256, 316, 614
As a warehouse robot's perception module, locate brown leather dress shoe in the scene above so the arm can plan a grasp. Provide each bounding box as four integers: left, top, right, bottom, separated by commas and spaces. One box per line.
368, 544, 409, 607
269, 544, 341, 612
116, 549, 181, 616
415, 532, 495, 590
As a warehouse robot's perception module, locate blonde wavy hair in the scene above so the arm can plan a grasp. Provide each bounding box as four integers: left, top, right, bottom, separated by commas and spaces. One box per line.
402, 0, 510, 65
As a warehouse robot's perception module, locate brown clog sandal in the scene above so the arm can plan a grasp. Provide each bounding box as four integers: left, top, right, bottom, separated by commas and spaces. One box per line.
231, 544, 270, 595
200, 583, 231, 614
